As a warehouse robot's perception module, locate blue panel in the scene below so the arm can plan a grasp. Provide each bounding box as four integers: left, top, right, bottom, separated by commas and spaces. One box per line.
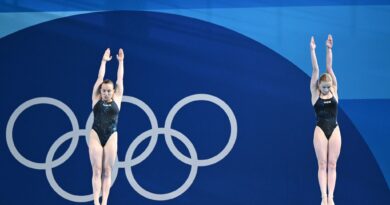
1, 0, 390, 12
155, 6, 390, 99
4, 6, 390, 99
340, 99, 390, 187
0, 11, 388, 204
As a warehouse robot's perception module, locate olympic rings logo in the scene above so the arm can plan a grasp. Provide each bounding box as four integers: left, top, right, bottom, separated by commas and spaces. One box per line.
6, 94, 238, 202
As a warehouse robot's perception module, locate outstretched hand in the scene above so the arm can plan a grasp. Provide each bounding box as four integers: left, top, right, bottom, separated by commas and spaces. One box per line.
116, 48, 124, 62
326, 34, 333, 49
310, 36, 316, 50
102, 48, 112, 62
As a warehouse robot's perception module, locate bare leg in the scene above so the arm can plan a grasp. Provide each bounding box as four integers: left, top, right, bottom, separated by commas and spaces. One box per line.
327, 127, 341, 205
101, 133, 118, 205
314, 126, 329, 205
89, 130, 103, 205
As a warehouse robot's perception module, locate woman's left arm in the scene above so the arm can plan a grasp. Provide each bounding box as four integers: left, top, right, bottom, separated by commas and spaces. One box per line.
115, 48, 124, 99
326, 34, 338, 89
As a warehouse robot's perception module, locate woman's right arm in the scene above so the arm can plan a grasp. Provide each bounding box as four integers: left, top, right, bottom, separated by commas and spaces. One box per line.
92, 48, 112, 107
310, 36, 319, 104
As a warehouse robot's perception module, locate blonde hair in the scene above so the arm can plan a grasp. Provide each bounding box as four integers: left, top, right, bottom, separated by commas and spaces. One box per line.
318, 73, 333, 84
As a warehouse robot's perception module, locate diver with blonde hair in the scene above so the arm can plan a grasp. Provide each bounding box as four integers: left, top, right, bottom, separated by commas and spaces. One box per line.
310, 35, 341, 205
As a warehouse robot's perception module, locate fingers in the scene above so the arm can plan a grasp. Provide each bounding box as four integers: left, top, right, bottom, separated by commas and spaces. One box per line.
328, 34, 333, 41
118, 48, 124, 57
103, 48, 124, 61
116, 48, 124, 60
311, 36, 316, 45
326, 34, 333, 48
310, 35, 333, 49
105, 48, 110, 55
310, 36, 316, 50
327, 34, 333, 44
102, 48, 112, 61
105, 48, 111, 56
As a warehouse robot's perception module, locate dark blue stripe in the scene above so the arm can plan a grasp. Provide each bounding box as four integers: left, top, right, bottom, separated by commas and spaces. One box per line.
1, 0, 390, 12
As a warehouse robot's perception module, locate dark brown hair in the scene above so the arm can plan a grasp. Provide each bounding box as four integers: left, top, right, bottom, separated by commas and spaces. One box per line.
98, 79, 115, 92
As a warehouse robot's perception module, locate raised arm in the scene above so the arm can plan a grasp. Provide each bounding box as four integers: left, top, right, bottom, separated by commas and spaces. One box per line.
114, 48, 124, 98
92, 48, 112, 105
326, 34, 338, 89
310, 36, 320, 94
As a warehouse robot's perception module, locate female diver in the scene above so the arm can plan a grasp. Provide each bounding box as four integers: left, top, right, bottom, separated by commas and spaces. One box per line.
310, 35, 341, 205
89, 48, 124, 205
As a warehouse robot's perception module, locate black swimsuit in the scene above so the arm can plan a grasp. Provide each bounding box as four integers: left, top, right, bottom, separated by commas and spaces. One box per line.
314, 92, 338, 139
92, 100, 120, 147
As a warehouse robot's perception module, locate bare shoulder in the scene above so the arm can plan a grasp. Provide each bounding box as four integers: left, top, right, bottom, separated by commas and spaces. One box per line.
92, 97, 100, 109
113, 95, 122, 110
311, 88, 319, 106
331, 86, 339, 102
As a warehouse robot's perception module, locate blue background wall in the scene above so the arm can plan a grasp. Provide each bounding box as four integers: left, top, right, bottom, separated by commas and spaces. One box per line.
1, 1, 389, 204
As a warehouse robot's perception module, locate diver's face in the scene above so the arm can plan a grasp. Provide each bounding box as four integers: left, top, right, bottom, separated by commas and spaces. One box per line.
319, 81, 332, 95
100, 83, 114, 101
